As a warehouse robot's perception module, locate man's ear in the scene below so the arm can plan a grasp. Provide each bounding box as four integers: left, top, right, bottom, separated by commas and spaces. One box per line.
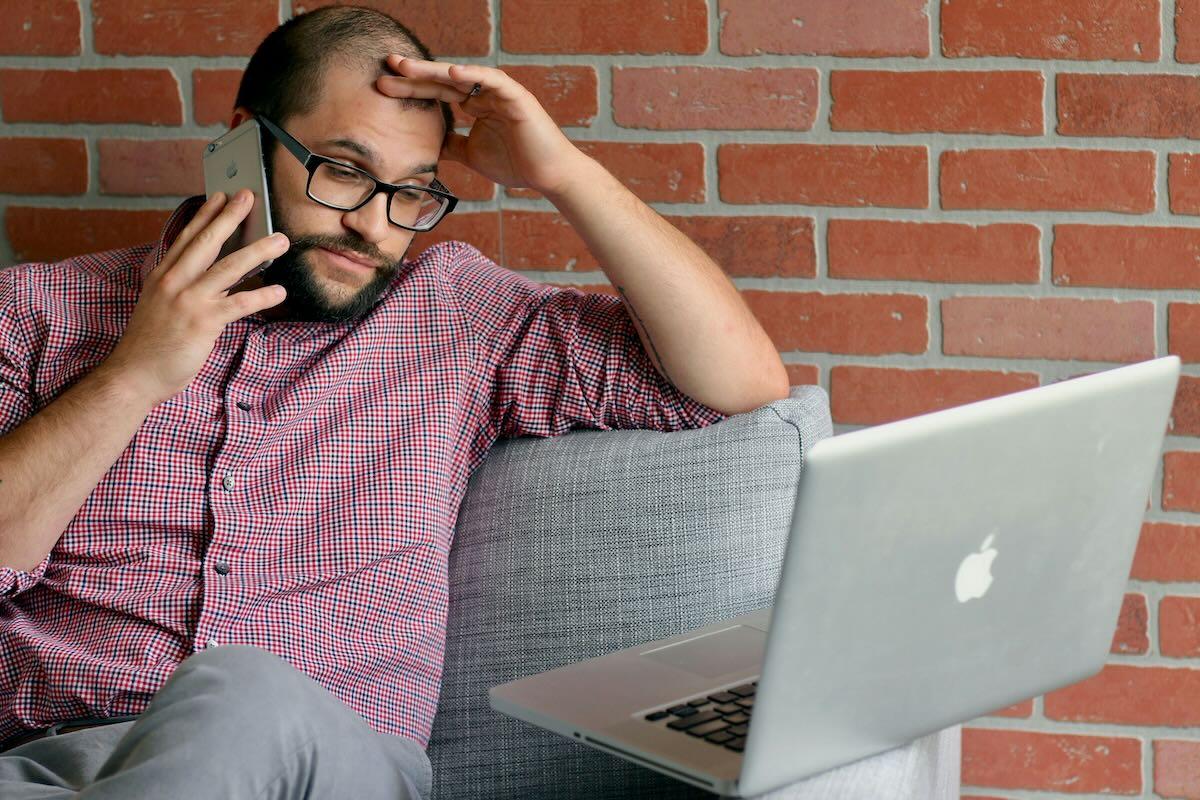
229, 106, 254, 130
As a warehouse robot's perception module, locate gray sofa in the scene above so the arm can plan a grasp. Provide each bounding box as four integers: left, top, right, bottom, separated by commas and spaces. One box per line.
428, 385, 961, 799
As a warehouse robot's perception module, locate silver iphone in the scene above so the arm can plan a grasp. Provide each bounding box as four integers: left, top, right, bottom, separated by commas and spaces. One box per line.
201, 119, 275, 291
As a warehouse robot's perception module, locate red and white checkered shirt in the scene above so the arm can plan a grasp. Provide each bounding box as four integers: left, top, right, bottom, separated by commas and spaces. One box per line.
0, 196, 729, 748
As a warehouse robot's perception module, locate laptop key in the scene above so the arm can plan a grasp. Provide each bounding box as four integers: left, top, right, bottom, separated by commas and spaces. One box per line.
713, 703, 741, 714
708, 691, 738, 704
686, 719, 730, 737
688, 698, 712, 708
728, 684, 756, 697
667, 711, 723, 731
727, 724, 749, 737
645, 710, 670, 721
725, 736, 747, 752
669, 705, 697, 717
735, 697, 755, 709
722, 712, 750, 725
705, 731, 735, 744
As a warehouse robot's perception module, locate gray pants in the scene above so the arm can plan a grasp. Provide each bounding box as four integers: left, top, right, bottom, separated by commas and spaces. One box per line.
0, 645, 431, 799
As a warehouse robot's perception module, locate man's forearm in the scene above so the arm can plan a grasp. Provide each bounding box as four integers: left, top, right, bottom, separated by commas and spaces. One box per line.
0, 364, 157, 573
542, 154, 790, 416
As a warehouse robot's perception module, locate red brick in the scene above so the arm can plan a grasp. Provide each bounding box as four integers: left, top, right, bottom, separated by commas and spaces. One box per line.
961, 728, 1142, 794
665, 216, 815, 279
502, 0, 706, 55
1155, 739, 1200, 798
784, 364, 819, 387
1059, 74, 1200, 138
942, 297, 1155, 363
508, 141, 705, 203
741, 291, 928, 355
1170, 376, 1200, 437
93, 0, 277, 56
1055, 225, 1200, 290
719, 144, 928, 208
1112, 593, 1149, 655
7, 207, 172, 264
942, 0, 1159, 61
293, 0, 491, 56
409, 211, 499, 263
988, 699, 1034, 718
1178, 0, 1200, 63
501, 65, 597, 127
98, 139, 207, 197
500, 211, 594, 271
828, 220, 1039, 284
436, 160, 493, 202
1161, 596, 1200, 658
0, 138, 87, 195
1045, 664, 1200, 727
1170, 153, 1200, 214
0, 0, 80, 55
613, 67, 818, 130
0, 69, 182, 125
1170, 303, 1200, 363
1131, 523, 1200, 582
831, 70, 1042, 135
719, 0, 929, 56
1165, 452, 1200, 512
830, 366, 1038, 426
940, 149, 1154, 213
193, 69, 242, 127
498, 211, 817, 279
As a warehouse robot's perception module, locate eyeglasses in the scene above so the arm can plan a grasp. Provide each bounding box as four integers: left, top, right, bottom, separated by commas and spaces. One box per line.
255, 114, 458, 233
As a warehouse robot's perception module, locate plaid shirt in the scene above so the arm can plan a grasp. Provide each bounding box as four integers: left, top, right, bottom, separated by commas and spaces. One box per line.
0, 196, 729, 748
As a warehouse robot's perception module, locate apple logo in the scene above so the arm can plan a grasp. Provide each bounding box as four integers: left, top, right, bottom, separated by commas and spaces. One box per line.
955, 533, 998, 603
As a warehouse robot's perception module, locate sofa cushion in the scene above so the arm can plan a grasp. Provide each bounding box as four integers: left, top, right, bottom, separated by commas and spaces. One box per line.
428, 386, 831, 799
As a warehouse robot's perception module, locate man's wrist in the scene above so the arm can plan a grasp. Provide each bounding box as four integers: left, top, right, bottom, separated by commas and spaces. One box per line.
537, 151, 607, 207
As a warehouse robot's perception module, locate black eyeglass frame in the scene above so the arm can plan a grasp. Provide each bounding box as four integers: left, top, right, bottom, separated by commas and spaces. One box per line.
255, 114, 458, 232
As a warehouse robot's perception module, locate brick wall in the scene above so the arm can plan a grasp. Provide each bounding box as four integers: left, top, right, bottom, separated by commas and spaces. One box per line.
3, 0, 1200, 796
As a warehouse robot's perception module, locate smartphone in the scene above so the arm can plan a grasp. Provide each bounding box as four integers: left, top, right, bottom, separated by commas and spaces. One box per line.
201, 119, 275, 291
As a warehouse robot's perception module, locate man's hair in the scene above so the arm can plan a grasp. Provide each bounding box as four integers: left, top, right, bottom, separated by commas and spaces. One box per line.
234, 5, 454, 141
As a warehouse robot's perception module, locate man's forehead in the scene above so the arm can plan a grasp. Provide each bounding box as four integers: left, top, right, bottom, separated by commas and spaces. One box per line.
314, 135, 439, 177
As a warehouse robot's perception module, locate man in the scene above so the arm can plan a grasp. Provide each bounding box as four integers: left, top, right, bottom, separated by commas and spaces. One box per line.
0, 5, 788, 799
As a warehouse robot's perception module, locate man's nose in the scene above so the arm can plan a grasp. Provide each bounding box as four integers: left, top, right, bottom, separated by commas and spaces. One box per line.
341, 193, 391, 244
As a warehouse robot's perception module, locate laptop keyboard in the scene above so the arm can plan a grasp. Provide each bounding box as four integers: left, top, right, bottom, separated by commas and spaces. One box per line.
642, 681, 756, 752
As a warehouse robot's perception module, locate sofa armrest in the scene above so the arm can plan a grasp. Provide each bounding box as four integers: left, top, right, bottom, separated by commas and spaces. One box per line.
428, 386, 831, 799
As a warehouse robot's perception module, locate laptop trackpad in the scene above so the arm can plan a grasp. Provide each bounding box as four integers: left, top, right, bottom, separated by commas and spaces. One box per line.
640, 625, 766, 679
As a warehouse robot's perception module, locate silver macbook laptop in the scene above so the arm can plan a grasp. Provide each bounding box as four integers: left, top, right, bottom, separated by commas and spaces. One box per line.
489, 355, 1180, 797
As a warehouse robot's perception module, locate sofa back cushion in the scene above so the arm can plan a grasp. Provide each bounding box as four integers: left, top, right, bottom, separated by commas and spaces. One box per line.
429, 385, 832, 799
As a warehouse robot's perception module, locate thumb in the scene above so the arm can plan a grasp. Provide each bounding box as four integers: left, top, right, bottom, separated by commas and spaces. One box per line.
440, 131, 470, 165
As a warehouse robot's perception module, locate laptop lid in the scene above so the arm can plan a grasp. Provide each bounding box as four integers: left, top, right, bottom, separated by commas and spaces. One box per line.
738, 356, 1179, 796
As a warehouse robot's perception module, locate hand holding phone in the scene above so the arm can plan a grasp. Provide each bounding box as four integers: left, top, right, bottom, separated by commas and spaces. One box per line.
105, 191, 290, 407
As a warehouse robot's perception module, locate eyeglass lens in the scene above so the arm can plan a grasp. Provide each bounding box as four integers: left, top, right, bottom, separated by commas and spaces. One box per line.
310, 162, 447, 229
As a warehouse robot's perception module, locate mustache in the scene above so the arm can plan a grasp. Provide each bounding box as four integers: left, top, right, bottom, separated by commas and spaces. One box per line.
288, 234, 392, 269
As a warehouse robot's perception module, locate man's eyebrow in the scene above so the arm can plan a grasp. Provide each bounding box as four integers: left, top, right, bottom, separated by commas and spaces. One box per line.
317, 138, 438, 177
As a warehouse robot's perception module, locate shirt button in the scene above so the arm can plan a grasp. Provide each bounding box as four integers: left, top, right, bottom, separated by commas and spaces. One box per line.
236, 401, 251, 411
222, 474, 235, 490
214, 561, 230, 575
206, 638, 219, 649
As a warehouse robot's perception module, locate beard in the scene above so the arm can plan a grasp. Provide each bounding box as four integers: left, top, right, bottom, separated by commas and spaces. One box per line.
256, 183, 410, 324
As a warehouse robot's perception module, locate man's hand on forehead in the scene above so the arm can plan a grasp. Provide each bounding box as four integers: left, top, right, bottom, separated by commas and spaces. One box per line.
375, 55, 591, 199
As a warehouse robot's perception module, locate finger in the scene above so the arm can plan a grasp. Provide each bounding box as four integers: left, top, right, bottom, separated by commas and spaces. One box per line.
170, 189, 258, 285
155, 192, 229, 278
388, 57, 524, 102
376, 76, 472, 104
220, 281, 288, 324
196, 231, 290, 296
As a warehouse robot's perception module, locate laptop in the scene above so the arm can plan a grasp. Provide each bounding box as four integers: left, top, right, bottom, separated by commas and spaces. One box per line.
489, 355, 1181, 797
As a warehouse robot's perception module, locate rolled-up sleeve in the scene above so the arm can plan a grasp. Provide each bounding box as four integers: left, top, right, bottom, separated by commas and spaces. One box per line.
446, 242, 730, 439
0, 266, 48, 597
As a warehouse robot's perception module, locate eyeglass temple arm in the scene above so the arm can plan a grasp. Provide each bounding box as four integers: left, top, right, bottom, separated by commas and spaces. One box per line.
254, 115, 311, 166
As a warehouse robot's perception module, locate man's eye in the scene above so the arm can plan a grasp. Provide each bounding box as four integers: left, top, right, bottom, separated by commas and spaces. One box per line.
327, 166, 361, 180
397, 188, 426, 201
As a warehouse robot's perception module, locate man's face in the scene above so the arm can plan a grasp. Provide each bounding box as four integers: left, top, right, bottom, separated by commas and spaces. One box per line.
255, 63, 445, 323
